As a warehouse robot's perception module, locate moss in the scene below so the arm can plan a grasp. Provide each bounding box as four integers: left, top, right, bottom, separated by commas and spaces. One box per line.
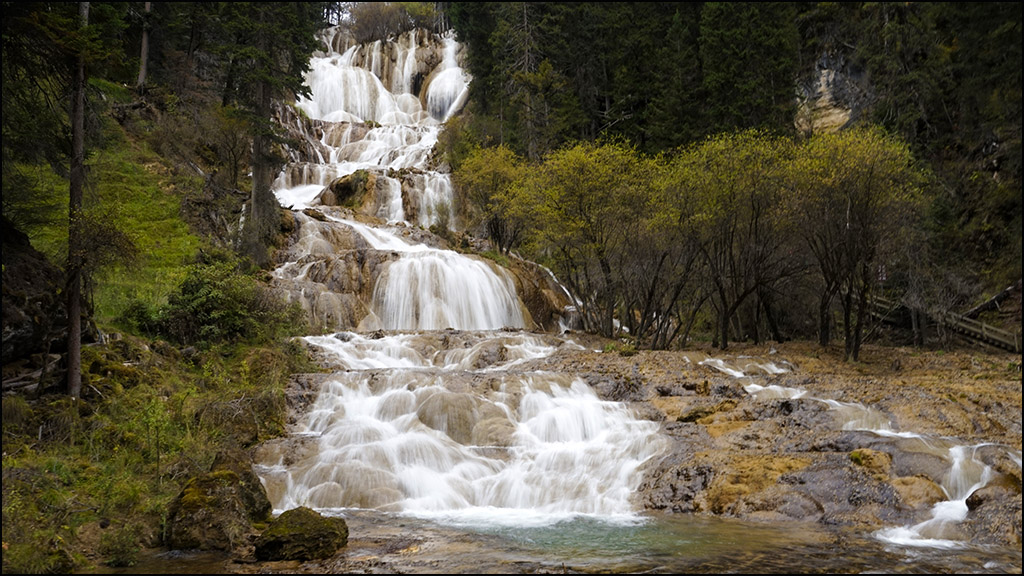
255, 506, 348, 561
850, 450, 866, 466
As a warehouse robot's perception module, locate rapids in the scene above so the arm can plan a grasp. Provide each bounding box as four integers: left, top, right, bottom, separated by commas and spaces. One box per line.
259, 25, 664, 527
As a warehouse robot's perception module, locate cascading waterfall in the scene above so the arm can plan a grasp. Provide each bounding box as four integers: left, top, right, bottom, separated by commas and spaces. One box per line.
259, 25, 664, 528
257, 332, 666, 525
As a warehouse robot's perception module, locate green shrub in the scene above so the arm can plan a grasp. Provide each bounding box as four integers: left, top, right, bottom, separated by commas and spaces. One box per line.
155, 259, 306, 348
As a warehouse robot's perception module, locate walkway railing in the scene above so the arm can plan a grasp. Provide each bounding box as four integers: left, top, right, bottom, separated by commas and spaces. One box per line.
872, 295, 1021, 353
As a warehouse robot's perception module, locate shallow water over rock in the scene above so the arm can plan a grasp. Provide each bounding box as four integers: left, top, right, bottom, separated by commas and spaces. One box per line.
84, 508, 1021, 574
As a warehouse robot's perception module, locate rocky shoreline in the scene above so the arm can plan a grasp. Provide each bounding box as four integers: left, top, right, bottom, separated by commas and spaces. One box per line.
563, 337, 1022, 550
80, 336, 1021, 574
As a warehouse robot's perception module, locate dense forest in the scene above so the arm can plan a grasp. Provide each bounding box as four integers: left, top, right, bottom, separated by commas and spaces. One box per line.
1, 2, 1020, 572
442, 1, 1021, 357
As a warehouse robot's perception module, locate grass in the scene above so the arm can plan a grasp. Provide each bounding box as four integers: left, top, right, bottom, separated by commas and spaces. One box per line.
1, 83, 316, 573
17, 115, 202, 331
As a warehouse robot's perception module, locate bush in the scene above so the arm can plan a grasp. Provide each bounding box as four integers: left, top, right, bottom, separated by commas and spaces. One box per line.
121, 255, 307, 349
98, 523, 141, 567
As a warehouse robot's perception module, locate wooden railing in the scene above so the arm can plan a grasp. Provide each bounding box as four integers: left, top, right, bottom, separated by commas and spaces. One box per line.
871, 295, 1021, 353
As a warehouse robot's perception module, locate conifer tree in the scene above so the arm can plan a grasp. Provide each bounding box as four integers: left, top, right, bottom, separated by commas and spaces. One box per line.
216, 2, 325, 267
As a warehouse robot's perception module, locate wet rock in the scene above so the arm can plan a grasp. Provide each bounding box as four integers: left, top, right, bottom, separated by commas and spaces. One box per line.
318, 170, 370, 208
638, 462, 716, 513
890, 475, 946, 511
211, 448, 273, 523
254, 506, 348, 561
416, 389, 479, 444
778, 455, 907, 529
472, 416, 518, 447
650, 396, 735, 423
962, 476, 1023, 547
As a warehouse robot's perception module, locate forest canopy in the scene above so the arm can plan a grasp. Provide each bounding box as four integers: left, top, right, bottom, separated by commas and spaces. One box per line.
2, 1, 1021, 355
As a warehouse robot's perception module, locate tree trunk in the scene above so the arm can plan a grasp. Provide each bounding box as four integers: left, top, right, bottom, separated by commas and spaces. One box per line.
243, 79, 281, 267
718, 300, 730, 351
842, 287, 854, 361
136, 1, 151, 93
761, 291, 784, 343
818, 290, 833, 348
850, 265, 871, 362
67, 1, 90, 400
599, 256, 615, 338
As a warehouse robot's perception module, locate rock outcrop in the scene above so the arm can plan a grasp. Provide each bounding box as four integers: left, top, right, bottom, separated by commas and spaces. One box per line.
164, 449, 273, 555
2, 216, 67, 367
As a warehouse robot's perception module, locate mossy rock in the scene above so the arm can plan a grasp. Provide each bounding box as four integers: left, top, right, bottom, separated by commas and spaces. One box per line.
319, 170, 370, 208
164, 469, 257, 552
254, 506, 348, 561
211, 448, 273, 523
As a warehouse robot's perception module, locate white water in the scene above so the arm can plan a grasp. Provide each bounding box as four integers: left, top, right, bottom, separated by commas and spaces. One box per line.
700, 356, 1022, 552
259, 26, 664, 528
256, 331, 665, 526
271, 26, 517, 333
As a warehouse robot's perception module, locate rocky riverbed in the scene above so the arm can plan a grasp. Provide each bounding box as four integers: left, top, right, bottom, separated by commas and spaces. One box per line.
554, 336, 1022, 547
85, 334, 1020, 575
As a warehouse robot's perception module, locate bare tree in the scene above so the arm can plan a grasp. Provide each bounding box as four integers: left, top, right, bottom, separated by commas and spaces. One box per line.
67, 1, 90, 399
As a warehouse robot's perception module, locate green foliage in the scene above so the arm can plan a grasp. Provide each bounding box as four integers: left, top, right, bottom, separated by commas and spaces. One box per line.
699, 2, 800, 135
348, 2, 439, 43
849, 450, 866, 466
479, 250, 511, 269
787, 126, 927, 358
150, 257, 308, 348
453, 144, 526, 252
603, 340, 638, 357
2, 327, 313, 572
513, 139, 649, 337
445, 2, 1020, 301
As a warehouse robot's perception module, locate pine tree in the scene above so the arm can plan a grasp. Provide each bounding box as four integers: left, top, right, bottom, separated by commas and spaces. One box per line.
216, 2, 325, 267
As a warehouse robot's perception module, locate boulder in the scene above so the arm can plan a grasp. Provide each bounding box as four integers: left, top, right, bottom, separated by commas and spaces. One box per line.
164, 469, 257, 552
318, 170, 370, 208
164, 449, 272, 554
254, 506, 348, 561
211, 448, 273, 522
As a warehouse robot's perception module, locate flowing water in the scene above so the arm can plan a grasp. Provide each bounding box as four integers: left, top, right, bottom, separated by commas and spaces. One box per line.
90, 25, 1021, 574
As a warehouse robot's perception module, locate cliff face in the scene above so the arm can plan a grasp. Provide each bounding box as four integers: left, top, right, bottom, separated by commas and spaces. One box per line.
795, 52, 871, 135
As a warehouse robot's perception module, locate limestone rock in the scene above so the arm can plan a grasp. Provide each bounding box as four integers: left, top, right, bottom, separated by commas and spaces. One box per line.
164, 449, 272, 554
254, 506, 348, 561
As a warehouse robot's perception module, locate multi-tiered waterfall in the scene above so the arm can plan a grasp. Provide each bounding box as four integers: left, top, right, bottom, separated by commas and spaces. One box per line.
255, 26, 665, 528
246, 25, 1021, 574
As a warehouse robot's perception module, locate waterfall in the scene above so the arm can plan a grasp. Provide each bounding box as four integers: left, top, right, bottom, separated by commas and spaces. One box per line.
271, 24, 519, 333
256, 332, 665, 524
259, 25, 664, 527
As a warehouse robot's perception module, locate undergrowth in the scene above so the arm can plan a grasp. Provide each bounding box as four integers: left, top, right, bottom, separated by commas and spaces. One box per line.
2, 81, 317, 573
